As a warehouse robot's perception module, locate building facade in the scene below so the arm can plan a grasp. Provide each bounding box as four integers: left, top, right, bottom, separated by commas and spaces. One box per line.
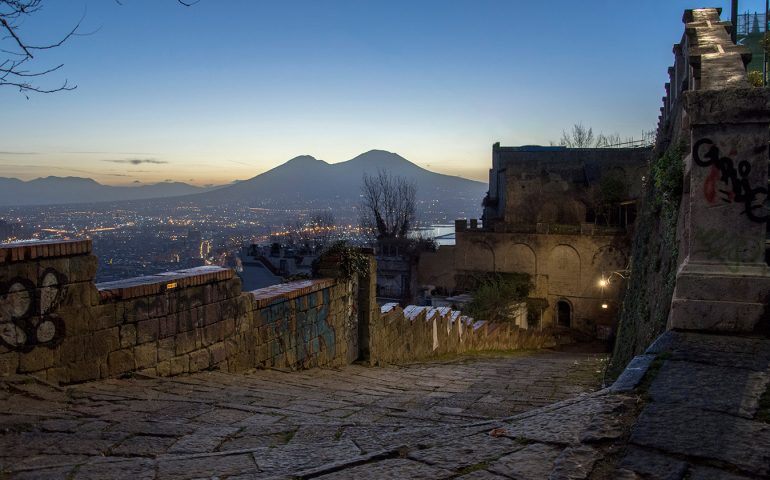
418, 143, 650, 337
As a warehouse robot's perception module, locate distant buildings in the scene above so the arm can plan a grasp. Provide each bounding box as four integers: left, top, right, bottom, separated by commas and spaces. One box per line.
237, 243, 318, 291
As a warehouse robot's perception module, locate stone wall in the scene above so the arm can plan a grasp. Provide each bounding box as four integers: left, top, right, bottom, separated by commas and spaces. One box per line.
0, 240, 359, 383
610, 8, 770, 377
368, 304, 557, 365
419, 225, 627, 336
0, 239, 554, 384
485, 144, 650, 228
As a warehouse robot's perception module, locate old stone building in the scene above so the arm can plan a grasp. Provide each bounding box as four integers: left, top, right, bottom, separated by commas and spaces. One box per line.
419, 143, 650, 336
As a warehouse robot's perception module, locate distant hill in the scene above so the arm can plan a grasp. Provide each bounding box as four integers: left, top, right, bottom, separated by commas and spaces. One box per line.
0, 151, 488, 220
0, 177, 209, 206
190, 150, 488, 215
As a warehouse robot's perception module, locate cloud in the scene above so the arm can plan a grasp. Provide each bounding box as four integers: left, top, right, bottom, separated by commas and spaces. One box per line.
102, 158, 168, 165
0, 151, 38, 155
133, 180, 141, 184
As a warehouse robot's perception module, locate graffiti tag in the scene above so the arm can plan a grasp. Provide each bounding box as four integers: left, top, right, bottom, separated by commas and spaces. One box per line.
692, 138, 769, 223
0, 269, 66, 352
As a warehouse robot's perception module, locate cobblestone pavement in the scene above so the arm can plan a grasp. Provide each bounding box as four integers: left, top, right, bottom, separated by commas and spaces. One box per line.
0, 351, 606, 479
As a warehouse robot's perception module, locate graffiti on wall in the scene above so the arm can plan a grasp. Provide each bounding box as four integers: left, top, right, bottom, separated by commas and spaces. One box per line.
693, 138, 769, 222
0, 269, 66, 352
269, 289, 336, 366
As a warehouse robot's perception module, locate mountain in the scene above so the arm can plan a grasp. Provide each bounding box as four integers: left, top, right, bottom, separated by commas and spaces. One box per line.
191, 150, 488, 212
0, 151, 489, 218
0, 177, 209, 206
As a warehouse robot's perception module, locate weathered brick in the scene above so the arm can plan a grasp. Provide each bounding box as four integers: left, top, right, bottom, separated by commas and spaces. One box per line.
177, 309, 194, 332
58, 336, 84, 364
175, 330, 198, 355
137, 318, 159, 343
18, 347, 56, 373
108, 348, 135, 376
223, 318, 235, 338
189, 349, 209, 372
158, 338, 175, 361
134, 343, 158, 369
203, 303, 220, 325
169, 355, 189, 375
0, 352, 19, 376
89, 327, 120, 358
120, 324, 137, 348
208, 341, 227, 366
124, 298, 150, 323
90, 304, 119, 330
156, 360, 171, 376
159, 315, 178, 338
148, 296, 168, 318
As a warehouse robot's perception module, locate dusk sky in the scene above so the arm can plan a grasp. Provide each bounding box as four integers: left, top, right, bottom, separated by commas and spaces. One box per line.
1, 0, 765, 186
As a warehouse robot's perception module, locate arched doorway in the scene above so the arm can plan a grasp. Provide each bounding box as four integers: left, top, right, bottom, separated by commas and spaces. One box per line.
556, 300, 571, 327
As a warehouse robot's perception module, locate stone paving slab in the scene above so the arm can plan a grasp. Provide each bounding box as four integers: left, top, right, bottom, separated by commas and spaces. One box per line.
5, 333, 767, 479
0, 351, 605, 479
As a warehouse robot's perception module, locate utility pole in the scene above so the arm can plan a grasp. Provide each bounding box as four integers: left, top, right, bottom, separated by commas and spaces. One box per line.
765, 0, 769, 86
732, 0, 739, 44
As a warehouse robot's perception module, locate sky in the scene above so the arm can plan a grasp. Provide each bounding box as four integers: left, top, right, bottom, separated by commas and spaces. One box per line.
1, 0, 766, 186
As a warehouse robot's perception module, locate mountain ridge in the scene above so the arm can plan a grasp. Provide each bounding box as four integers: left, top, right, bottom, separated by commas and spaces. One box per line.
0, 150, 487, 209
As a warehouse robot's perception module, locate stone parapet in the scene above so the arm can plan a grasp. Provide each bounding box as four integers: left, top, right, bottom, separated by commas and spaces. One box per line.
0, 240, 375, 383
96, 266, 235, 301
0, 239, 92, 263
369, 304, 556, 365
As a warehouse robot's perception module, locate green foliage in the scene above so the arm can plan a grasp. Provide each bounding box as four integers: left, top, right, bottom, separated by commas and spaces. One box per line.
609, 143, 684, 379
748, 70, 764, 87
652, 142, 685, 215
599, 174, 627, 204
465, 273, 532, 323
590, 172, 628, 225
313, 241, 369, 280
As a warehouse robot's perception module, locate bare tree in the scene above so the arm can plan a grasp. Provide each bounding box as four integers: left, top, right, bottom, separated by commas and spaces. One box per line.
559, 123, 595, 148
0, 1, 81, 95
1, 0, 197, 95
360, 170, 416, 240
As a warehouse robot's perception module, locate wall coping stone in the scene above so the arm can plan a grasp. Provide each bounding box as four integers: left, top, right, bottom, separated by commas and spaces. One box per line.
97, 266, 234, 300
248, 278, 336, 308
0, 239, 92, 263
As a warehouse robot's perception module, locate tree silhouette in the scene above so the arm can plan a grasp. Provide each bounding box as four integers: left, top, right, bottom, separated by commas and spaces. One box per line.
360, 170, 416, 240
1, 0, 197, 95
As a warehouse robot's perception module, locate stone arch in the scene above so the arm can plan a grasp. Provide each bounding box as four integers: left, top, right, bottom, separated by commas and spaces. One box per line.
547, 244, 581, 296
501, 243, 537, 275
556, 298, 573, 327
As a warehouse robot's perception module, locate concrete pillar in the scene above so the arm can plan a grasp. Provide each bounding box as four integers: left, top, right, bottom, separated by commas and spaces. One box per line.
668, 88, 770, 332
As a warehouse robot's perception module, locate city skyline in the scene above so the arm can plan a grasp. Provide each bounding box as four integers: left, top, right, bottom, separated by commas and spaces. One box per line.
2, 0, 764, 186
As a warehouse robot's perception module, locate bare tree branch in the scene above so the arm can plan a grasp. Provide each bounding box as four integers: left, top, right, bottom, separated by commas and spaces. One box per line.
2, 0, 200, 95
360, 170, 416, 240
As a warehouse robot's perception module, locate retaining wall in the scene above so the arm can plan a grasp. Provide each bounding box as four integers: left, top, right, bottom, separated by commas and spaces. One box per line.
0, 240, 358, 383
0, 239, 560, 384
